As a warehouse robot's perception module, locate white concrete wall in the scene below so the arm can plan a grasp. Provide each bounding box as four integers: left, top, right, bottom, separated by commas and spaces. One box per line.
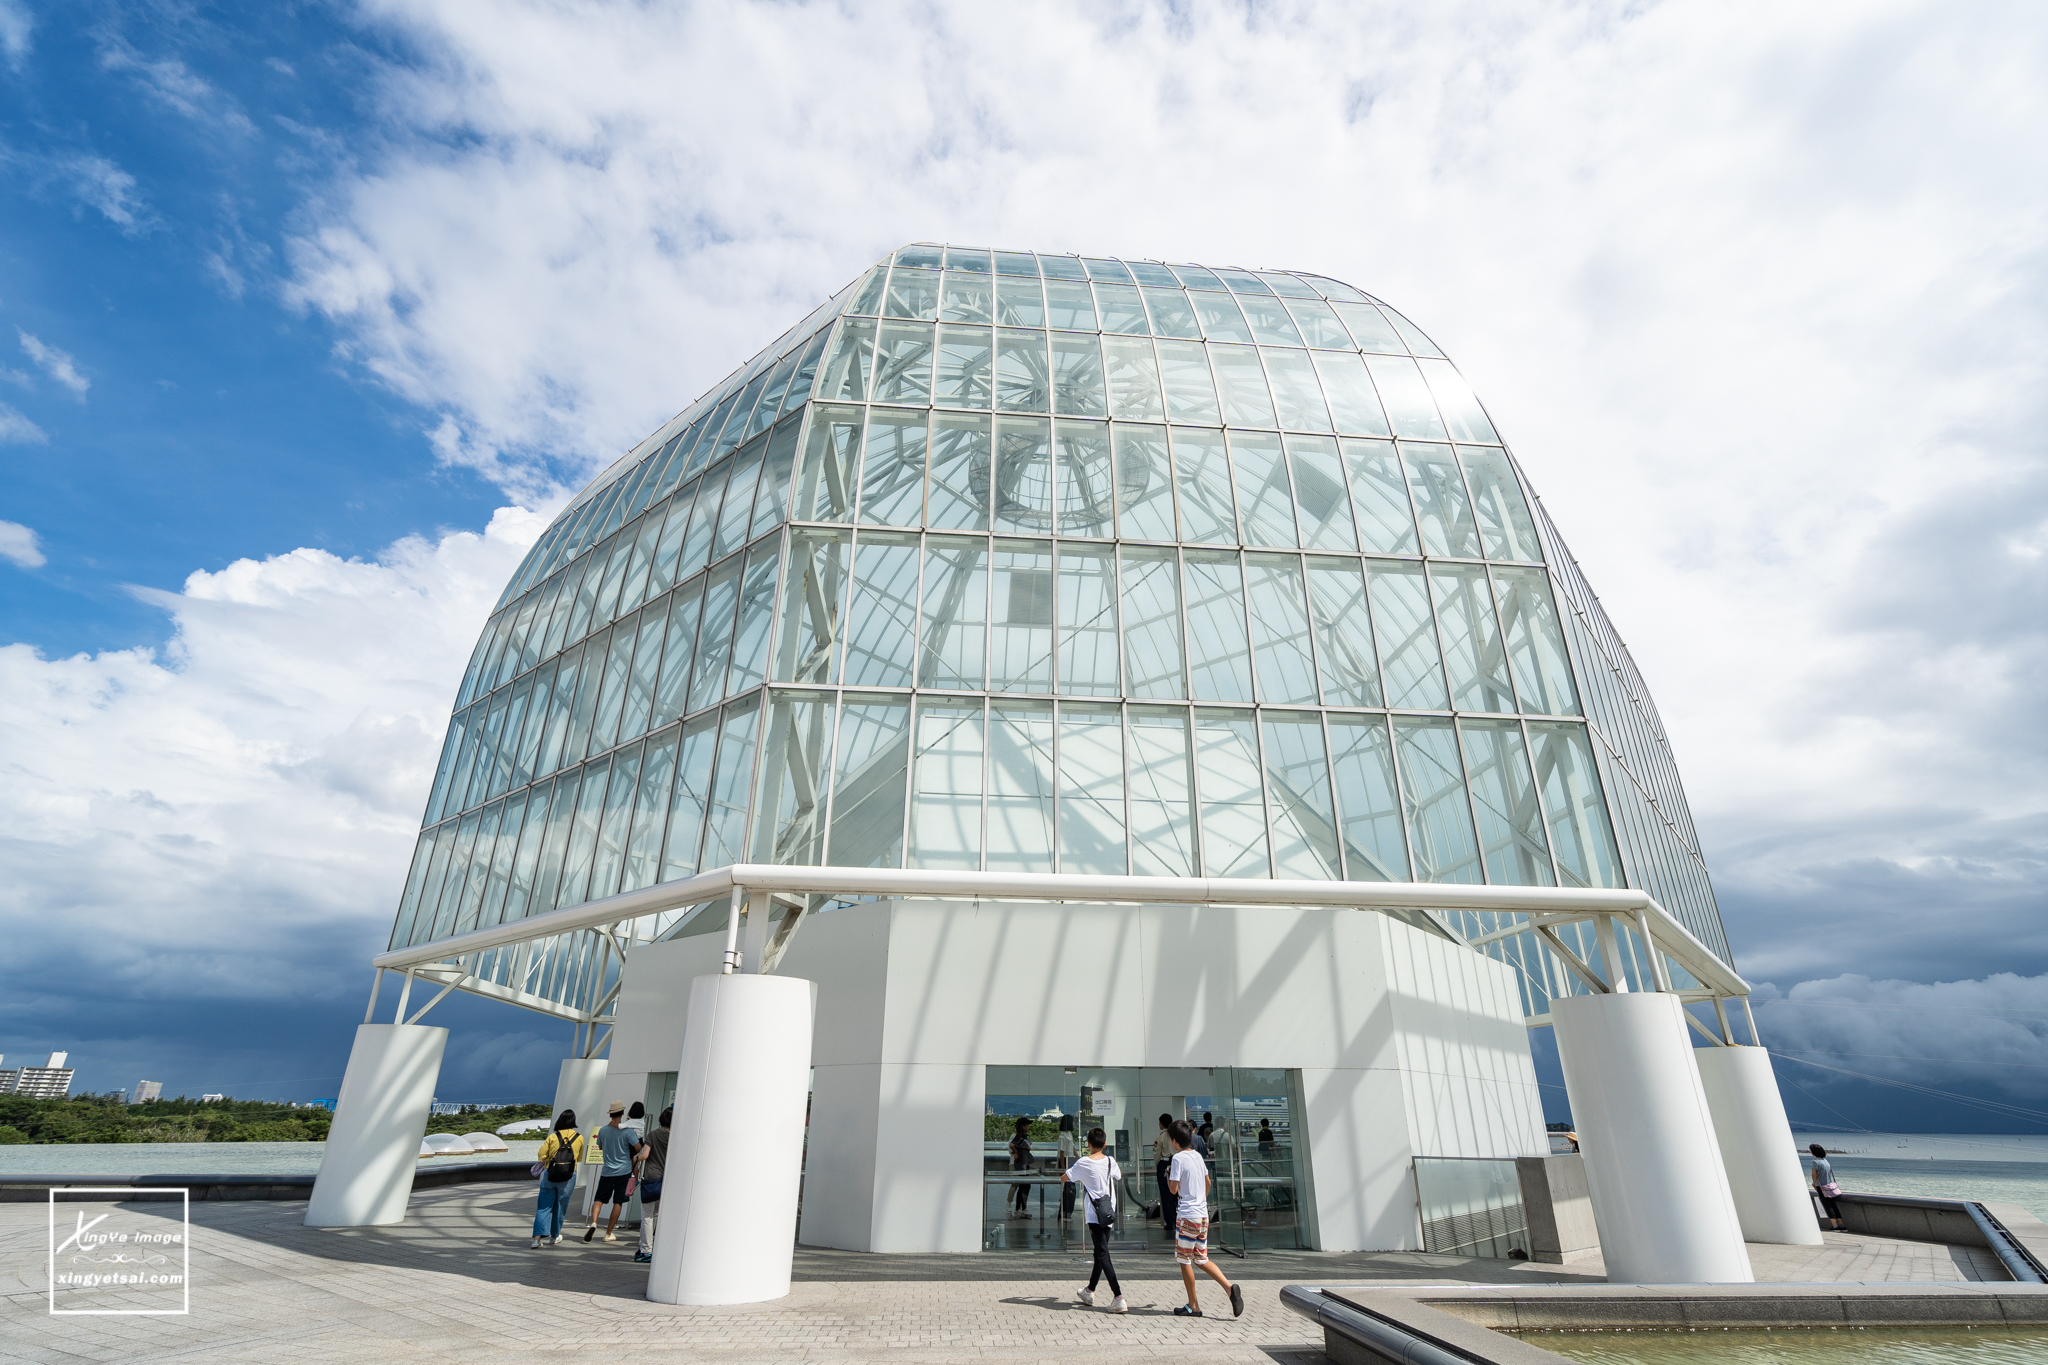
607, 900, 1546, 1254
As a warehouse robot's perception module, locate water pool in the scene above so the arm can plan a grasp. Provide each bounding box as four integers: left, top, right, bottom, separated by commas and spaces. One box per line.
1520, 1327, 2048, 1363
0, 1141, 543, 1176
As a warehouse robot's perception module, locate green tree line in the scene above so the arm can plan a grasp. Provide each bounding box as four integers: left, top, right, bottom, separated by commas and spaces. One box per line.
0, 1094, 552, 1144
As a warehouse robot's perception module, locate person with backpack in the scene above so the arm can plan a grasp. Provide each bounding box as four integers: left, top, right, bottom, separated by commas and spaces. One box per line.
530, 1110, 584, 1248
633, 1106, 672, 1263
1064, 1125, 1126, 1313
1809, 1144, 1845, 1230
1168, 1120, 1243, 1317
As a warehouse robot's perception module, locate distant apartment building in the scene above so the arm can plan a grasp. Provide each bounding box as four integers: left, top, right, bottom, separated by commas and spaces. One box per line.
133, 1080, 163, 1104
4, 1052, 76, 1099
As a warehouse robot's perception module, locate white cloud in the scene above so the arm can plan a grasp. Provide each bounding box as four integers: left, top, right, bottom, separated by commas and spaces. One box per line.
57, 153, 147, 229
0, 400, 45, 444
0, 509, 542, 1005
98, 41, 255, 135
0, 0, 29, 70
17, 329, 88, 397
0, 519, 44, 568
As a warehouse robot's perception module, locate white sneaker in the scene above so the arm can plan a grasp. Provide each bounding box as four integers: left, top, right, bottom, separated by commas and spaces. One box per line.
1110, 1295, 1128, 1314
1075, 1287, 1095, 1307
550, 1235, 563, 1245
603, 1231, 618, 1242
530, 1237, 543, 1249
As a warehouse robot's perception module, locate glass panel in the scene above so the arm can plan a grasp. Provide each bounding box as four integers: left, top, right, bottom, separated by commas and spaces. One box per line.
990, 539, 1054, 692
874, 321, 935, 405
1493, 566, 1579, 716
556, 755, 612, 906
479, 791, 524, 927
1105, 546, 1179, 700
1376, 300, 1446, 357
995, 328, 1050, 412
502, 781, 553, 921
1264, 348, 1332, 432
1370, 563, 1449, 709
1305, 557, 1381, 706
920, 535, 988, 689
1044, 280, 1096, 331
749, 416, 801, 539
1084, 257, 1134, 283
895, 245, 943, 268
1128, 706, 1197, 875
1094, 282, 1149, 334
1100, 426, 1166, 544
1263, 713, 1340, 878
795, 405, 862, 523
1182, 551, 1252, 702
1210, 345, 1277, 428
1041, 255, 1087, 280
1190, 292, 1253, 343
712, 375, 770, 462
1394, 717, 1482, 883
1170, 427, 1234, 543
825, 696, 911, 868
562, 628, 612, 764
1461, 448, 1541, 562
1285, 435, 1355, 552
1157, 339, 1221, 425
1343, 439, 1416, 554
1418, 359, 1497, 442
1366, 355, 1448, 439
1103, 336, 1165, 421
885, 266, 941, 320
536, 644, 583, 777
1050, 333, 1107, 417
1058, 703, 1127, 874
1194, 708, 1268, 877
1404, 442, 1480, 558
995, 250, 1039, 277
713, 441, 763, 561
819, 318, 877, 402
1218, 268, 1273, 295
659, 713, 718, 880
935, 325, 993, 410
1231, 431, 1296, 548
1529, 721, 1623, 889
511, 668, 552, 789
993, 415, 1053, 531
1328, 715, 1408, 880
910, 700, 984, 869
1055, 542, 1119, 696
589, 528, 636, 626
623, 729, 676, 893
589, 741, 643, 902
844, 532, 919, 687
987, 701, 1055, 872
645, 486, 692, 600
1126, 262, 1178, 287
457, 800, 505, 933
1053, 420, 1115, 534
1140, 286, 1201, 339
531, 767, 583, 911
773, 530, 846, 686
1286, 298, 1354, 350
1244, 554, 1317, 704
929, 412, 992, 530
619, 607, 669, 743
1311, 352, 1391, 438
941, 271, 993, 324
1329, 300, 1405, 353
859, 408, 927, 527
725, 539, 781, 696
995, 275, 1044, 326
655, 585, 704, 736
701, 700, 760, 872
944, 246, 990, 273
688, 557, 742, 713
586, 614, 639, 755
753, 691, 831, 866
1461, 719, 1554, 886
1414, 1158, 1528, 1259
1171, 263, 1227, 291
748, 351, 802, 440
1431, 564, 1515, 713
1239, 293, 1304, 346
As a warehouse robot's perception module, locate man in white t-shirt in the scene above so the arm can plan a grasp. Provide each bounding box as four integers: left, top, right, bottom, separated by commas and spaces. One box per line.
1062, 1126, 1127, 1313
1166, 1120, 1242, 1317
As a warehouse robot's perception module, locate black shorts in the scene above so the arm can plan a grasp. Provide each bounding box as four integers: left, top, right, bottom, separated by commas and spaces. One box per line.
595, 1173, 633, 1205
1818, 1192, 1842, 1219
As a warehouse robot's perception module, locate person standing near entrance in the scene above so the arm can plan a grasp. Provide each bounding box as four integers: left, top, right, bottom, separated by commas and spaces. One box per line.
1008, 1117, 1035, 1218
1809, 1144, 1845, 1231
1065, 1126, 1127, 1313
1057, 1115, 1079, 1221
529, 1110, 584, 1249
1154, 1113, 1178, 1228
633, 1106, 672, 1263
584, 1101, 641, 1243
1168, 1120, 1243, 1318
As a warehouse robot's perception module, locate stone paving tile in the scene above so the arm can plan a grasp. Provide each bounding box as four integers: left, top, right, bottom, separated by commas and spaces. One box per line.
0, 1187, 2009, 1363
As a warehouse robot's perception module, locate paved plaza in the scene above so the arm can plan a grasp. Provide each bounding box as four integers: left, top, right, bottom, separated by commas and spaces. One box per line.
0, 1183, 2010, 1364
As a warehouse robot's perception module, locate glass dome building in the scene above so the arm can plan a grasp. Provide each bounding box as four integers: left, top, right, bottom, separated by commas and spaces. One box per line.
386, 242, 1730, 1041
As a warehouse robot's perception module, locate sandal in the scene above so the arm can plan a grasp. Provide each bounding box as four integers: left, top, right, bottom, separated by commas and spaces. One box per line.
1173, 1304, 1203, 1316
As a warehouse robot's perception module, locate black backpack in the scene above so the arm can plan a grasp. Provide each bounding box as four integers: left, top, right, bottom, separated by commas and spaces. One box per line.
546, 1133, 578, 1180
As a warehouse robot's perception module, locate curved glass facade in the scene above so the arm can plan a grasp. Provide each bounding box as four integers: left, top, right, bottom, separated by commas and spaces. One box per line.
389, 244, 1729, 1022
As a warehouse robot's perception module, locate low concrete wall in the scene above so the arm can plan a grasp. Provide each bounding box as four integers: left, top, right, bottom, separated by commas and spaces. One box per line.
0, 1160, 534, 1202
1835, 1191, 1989, 1247
1516, 1155, 1599, 1265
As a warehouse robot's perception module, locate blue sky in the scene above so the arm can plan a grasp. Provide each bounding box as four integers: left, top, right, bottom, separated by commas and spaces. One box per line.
2, 0, 2045, 1133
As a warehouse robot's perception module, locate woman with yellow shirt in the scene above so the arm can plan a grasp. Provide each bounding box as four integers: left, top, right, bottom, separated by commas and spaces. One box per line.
530, 1110, 586, 1248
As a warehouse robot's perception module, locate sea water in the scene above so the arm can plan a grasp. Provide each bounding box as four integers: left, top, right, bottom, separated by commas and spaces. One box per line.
1526, 1327, 2048, 1364
1790, 1132, 2048, 1222
0, 1140, 544, 1176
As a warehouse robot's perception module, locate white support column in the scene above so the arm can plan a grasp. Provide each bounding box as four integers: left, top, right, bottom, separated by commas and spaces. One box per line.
1551, 993, 1752, 1283
304, 1024, 446, 1228
647, 973, 815, 1305
553, 1057, 609, 1220
1694, 1046, 1823, 1246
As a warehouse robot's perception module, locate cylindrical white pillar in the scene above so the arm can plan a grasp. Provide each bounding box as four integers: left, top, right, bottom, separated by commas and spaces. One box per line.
646, 974, 815, 1306
1551, 993, 1752, 1283
1694, 1046, 1822, 1246
305, 1024, 447, 1227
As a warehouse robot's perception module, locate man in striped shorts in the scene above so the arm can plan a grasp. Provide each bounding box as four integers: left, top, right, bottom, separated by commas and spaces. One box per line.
1166, 1120, 1243, 1317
